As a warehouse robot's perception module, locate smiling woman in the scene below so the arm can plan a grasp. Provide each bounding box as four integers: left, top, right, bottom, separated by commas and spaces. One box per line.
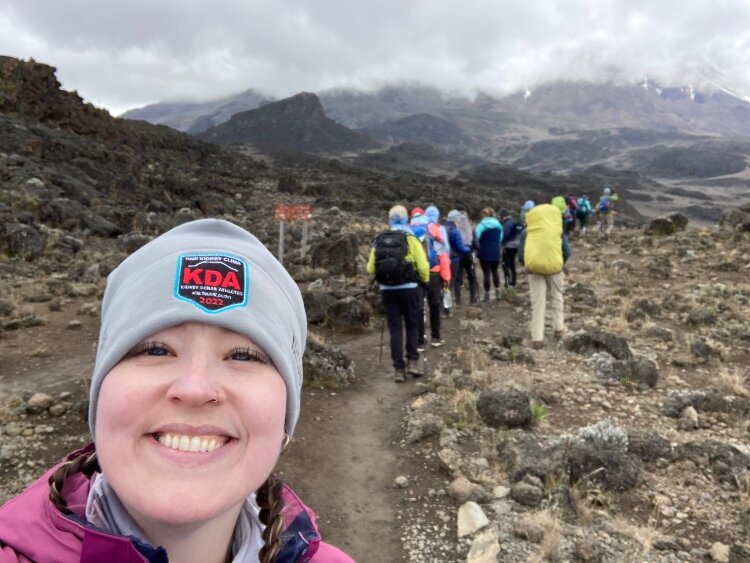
0, 219, 352, 563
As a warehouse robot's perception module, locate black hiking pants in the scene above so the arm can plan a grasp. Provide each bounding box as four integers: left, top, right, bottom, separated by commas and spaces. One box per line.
480, 260, 500, 292
381, 287, 420, 369
453, 253, 478, 304
417, 273, 443, 342
502, 247, 518, 287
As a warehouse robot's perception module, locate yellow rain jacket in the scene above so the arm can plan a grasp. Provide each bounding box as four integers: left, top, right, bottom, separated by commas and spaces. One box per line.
524, 204, 564, 275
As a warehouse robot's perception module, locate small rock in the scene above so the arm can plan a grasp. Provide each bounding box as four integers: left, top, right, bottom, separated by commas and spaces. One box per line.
574, 538, 603, 562
493, 485, 510, 499
394, 476, 409, 488
448, 476, 487, 503
457, 501, 489, 538
467, 528, 500, 563
510, 482, 543, 507
49, 403, 67, 417
678, 406, 699, 431
26, 393, 54, 414
67, 320, 83, 330
711, 542, 730, 563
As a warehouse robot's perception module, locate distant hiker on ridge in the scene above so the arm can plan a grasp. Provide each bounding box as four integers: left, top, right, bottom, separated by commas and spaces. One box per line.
576, 194, 593, 235
596, 186, 619, 236
518, 203, 571, 349
367, 205, 430, 382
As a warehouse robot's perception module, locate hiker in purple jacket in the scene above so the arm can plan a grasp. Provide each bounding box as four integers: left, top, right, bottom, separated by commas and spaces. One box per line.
0, 220, 352, 563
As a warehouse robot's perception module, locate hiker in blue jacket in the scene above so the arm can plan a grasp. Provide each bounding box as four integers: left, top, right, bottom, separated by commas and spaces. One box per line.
475, 208, 503, 302
499, 208, 519, 288
444, 210, 474, 307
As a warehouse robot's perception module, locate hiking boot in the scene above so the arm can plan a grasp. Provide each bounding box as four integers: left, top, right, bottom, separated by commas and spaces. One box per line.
406, 360, 422, 377
431, 338, 445, 348
417, 342, 426, 352
394, 368, 406, 382
531, 341, 544, 350
495, 288, 502, 300
482, 292, 490, 303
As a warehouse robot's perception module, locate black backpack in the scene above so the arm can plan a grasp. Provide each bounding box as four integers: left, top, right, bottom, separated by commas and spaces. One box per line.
373, 230, 417, 285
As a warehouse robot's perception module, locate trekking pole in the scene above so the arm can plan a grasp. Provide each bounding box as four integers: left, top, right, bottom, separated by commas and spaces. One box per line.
378, 315, 385, 365
422, 292, 429, 377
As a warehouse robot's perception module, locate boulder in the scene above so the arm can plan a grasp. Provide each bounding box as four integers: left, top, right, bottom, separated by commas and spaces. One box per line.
2, 223, 46, 260
303, 339, 355, 388
325, 296, 370, 333
302, 291, 337, 324
476, 389, 532, 429
610, 356, 659, 387
567, 441, 641, 491
646, 213, 689, 236
448, 477, 489, 503
310, 233, 360, 276
26, 392, 54, 414
496, 430, 550, 483
627, 430, 673, 462
510, 481, 543, 507
674, 441, 750, 483
564, 329, 632, 360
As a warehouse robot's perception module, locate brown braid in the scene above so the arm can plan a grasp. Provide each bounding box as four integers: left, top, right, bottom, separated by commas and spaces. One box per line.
48, 449, 100, 514
257, 473, 285, 563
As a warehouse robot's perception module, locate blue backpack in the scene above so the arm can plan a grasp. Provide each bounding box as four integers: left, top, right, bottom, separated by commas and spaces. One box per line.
598, 197, 611, 213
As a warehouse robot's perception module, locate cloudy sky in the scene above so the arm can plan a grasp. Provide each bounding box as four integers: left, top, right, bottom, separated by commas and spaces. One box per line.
1, 0, 749, 115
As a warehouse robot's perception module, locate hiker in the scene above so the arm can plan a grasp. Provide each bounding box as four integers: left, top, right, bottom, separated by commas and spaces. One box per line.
444, 210, 474, 306
575, 194, 593, 235
565, 193, 578, 235
499, 208, 520, 288
475, 207, 503, 302
518, 204, 571, 349
0, 219, 352, 562
519, 200, 535, 226
451, 210, 479, 306
418, 205, 450, 347
367, 205, 430, 382
596, 186, 619, 235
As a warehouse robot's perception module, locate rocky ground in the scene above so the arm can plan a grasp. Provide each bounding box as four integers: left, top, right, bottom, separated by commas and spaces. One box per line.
3, 55, 750, 562
2, 210, 750, 562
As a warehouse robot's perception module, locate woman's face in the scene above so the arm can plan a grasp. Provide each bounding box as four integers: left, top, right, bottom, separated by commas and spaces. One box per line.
96, 322, 287, 527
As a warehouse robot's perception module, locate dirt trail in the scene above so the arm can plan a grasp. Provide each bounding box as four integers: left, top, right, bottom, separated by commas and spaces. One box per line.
277, 325, 417, 562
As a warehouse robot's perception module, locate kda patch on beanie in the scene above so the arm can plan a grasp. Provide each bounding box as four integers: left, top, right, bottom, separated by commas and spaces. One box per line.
175, 254, 248, 312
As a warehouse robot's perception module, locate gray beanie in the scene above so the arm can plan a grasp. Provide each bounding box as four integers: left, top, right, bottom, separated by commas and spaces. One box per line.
89, 219, 307, 438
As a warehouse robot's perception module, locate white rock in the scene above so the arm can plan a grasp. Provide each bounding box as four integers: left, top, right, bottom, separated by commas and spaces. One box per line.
467, 528, 500, 563
493, 485, 510, 499
26, 393, 54, 414
709, 542, 729, 563
457, 501, 489, 538
394, 476, 409, 488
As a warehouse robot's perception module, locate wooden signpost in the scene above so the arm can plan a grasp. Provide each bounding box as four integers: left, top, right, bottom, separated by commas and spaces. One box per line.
274, 204, 313, 265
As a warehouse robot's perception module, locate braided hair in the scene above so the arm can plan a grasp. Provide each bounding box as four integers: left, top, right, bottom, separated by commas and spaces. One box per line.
257, 473, 285, 563
48, 447, 100, 514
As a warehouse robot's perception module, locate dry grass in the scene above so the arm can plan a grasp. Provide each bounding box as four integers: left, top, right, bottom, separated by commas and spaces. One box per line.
608, 502, 662, 556
718, 366, 750, 397
448, 388, 480, 428
526, 507, 563, 562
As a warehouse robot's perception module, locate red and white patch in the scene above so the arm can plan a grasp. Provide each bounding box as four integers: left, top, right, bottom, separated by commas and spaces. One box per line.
175, 254, 248, 313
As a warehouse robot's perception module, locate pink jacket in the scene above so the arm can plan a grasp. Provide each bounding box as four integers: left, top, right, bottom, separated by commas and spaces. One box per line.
0, 448, 352, 563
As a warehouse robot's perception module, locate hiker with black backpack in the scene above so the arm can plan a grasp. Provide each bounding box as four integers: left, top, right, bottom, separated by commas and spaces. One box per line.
367, 205, 430, 382
518, 203, 571, 349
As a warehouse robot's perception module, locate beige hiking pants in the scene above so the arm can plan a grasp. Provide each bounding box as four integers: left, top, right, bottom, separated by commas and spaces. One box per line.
528, 272, 564, 342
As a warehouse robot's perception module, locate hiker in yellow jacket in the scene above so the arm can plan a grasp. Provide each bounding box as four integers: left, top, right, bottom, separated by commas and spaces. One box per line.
518, 203, 572, 349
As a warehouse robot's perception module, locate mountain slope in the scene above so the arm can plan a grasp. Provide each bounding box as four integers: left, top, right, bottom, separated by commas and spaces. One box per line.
198, 92, 380, 153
